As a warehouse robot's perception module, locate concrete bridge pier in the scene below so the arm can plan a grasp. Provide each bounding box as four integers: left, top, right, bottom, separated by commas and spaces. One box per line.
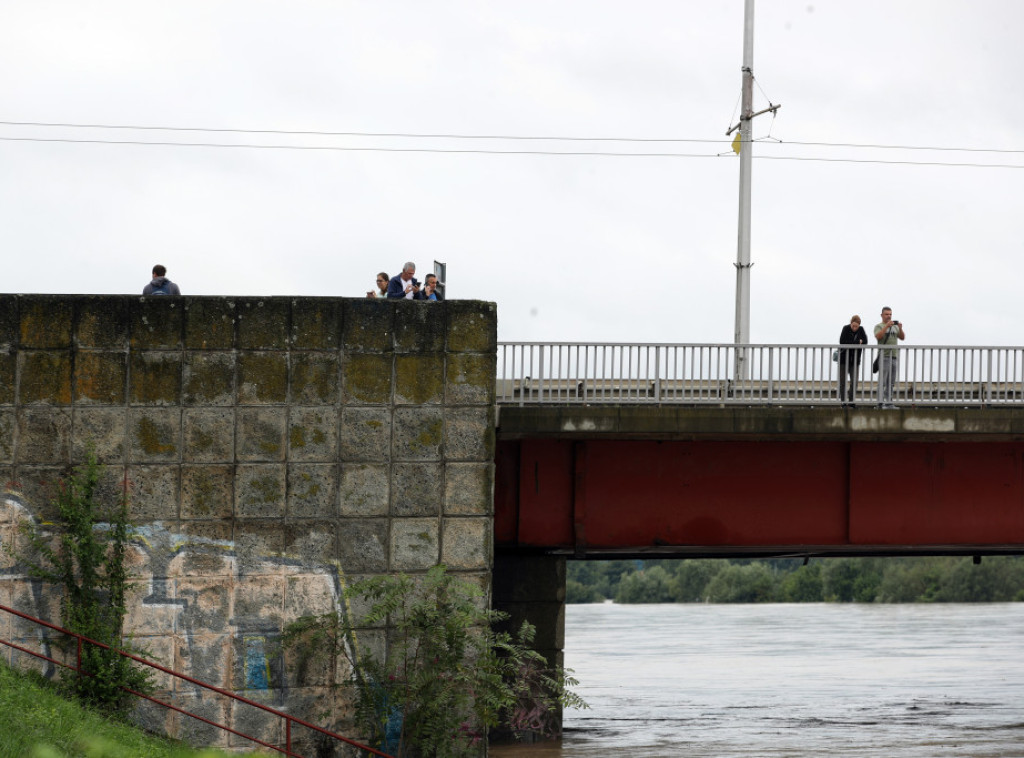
491, 553, 566, 739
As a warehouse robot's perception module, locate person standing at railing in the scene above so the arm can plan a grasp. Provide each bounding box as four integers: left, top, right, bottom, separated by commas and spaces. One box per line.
874, 306, 905, 408
838, 315, 868, 406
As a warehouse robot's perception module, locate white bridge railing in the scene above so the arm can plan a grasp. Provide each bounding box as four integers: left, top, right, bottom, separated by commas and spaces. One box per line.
496, 343, 1024, 406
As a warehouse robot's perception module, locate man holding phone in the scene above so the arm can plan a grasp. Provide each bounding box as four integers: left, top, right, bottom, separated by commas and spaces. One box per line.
874, 306, 905, 408
387, 262, 421, 299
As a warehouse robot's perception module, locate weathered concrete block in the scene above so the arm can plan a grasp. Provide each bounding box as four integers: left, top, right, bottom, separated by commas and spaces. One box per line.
181, 465, 234, 519
15, 409, 71, 464
174, 575, 235, 635
288, 407, 338, 462
343, 353, 393, 404
342, 299, 394, 352
183, 409, 235, 463
129, 353, 183, 405
445, 406, 495, 461
128, 464, 180, 522
283, 524, 336, 567
395, 354, 444, 405
446, 301, 496, 353
337, 518, 388, 572
184, 352, 236, 406
289, 352, 338, 405
291, 298, 342, 350
286, 463, 338, 518
177, 519, 232, 543
340, 407, 391, 461
20, 296, 73, 348
390, 518, 440, 570
235, 464, 287, 518
131, 299, 184, 349
18, 351, 72, 405
229, 691, 285, 748
391, 463, 442, 517
235, 524, 288, 569
75, 352, 127, 405
233, 575, 286, 626
441, 517, 490, 570
0, 350, 14, 404
446, 353, 496, 405
237, 298, 290, 349
443, 463, 494, 515
0, 410, 13, 463
237, 408, 287, 462
129, 408, 181, 462
172, 634, 231, 689
8, 466, 64, 522
238, 351, 288, 405
0, 296, 16, 350
71, 407, 126, 463
392, 407, 444, 461
184, 299, 237, 350
340, 463, 389, 517
76, 296, 130, 349
395, 302, 446, 353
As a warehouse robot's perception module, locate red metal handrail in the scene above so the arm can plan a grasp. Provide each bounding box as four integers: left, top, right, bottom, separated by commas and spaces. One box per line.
0, 601, 393, 758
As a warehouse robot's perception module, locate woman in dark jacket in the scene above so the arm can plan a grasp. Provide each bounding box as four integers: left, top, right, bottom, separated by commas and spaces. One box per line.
838, 315, 869, 405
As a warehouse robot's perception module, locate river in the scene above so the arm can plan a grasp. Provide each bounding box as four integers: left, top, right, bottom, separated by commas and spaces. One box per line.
491, 602, 1024, 757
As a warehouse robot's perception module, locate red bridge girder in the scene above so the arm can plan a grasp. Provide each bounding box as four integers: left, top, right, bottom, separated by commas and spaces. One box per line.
495, 439, 1024, 558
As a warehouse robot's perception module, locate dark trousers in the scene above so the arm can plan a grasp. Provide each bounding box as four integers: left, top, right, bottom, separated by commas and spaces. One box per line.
838, 356, 860, 403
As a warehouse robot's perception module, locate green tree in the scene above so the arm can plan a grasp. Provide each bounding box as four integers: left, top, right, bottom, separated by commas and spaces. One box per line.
669, 560, 722, 602
776, 564, 824, 602
614, 566, 673, 604
703, 563, 774, 603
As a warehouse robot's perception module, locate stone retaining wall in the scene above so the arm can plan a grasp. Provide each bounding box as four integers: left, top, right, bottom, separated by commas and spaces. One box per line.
0, 294, 496, 752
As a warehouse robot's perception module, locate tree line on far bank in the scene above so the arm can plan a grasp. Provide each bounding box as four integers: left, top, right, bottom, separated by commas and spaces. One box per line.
567, 556, 1024, 604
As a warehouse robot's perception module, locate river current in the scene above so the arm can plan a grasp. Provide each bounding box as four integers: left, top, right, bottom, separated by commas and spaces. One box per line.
491, 603, 1024, 757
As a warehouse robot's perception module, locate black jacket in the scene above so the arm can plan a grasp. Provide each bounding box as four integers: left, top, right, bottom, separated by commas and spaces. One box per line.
838, 325, 869, 366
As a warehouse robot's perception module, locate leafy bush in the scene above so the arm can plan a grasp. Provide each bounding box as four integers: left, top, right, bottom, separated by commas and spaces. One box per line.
284, 564, 585, 758
12, 451, 152, 709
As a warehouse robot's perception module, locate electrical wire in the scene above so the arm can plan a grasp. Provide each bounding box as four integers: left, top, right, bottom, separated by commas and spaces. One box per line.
1, 119, 1022, 155
1, 135, 1021, 168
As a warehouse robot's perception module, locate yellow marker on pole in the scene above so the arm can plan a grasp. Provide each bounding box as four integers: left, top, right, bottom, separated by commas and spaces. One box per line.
732, 132, 742, 154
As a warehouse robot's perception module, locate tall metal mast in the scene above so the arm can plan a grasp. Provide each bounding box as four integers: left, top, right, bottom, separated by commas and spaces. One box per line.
726, 0, 778, 379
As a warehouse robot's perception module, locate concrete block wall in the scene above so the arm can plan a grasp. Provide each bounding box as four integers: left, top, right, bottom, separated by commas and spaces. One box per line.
0, 294, 497, 751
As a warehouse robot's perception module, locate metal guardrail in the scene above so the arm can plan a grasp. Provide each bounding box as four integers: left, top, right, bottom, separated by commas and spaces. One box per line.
496, 343, 1024, 406
0, 602, 392, 758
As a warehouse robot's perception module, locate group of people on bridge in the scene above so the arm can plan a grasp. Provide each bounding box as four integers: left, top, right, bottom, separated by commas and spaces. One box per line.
837, 306, 906, 409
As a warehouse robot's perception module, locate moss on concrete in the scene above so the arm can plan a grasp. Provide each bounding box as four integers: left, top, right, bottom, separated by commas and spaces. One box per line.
342, 300, 394, 352
136, 416, 177, 456
184, 299, 237, 349
238, 352, 288, 404
75, 352, 127, 404
395, 354, 444, 405
446, 301, 496, 353
183, 353, 235, 406
291, 299, 342, 349
290, 353, 338, 404
130, 299, 183, 349
343, 353, 393, 404
19, 352, 72, 405
75, 297, 129, 349
237, 298, 290, 349
129, 353, 183, 405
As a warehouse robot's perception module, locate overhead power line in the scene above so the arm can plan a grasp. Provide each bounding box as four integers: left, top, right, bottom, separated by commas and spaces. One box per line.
0, 119, 1022, 155
2, 134, 1022, 168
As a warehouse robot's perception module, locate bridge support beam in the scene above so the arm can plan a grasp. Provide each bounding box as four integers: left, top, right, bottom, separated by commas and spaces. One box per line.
491, 553, 566, 742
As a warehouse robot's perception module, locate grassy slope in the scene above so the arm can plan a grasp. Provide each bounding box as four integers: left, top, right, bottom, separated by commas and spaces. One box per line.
0, 660, 250, 758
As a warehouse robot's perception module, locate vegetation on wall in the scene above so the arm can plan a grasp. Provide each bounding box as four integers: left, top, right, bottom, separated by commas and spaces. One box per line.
568, 556, 1024, 605
284, 564, 585, 758
10, 451, 152, 708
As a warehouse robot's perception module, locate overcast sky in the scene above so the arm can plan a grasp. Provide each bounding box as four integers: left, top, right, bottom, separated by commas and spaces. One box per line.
2, 1, 1022, 346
